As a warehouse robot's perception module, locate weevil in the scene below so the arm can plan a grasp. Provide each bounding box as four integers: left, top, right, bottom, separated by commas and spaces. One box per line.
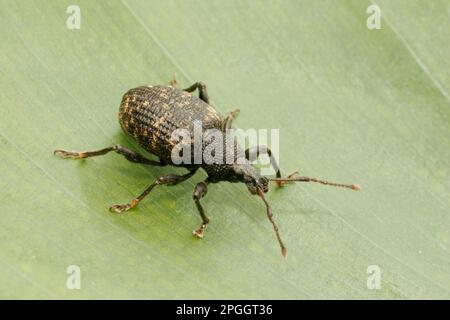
54, 78, 360, 257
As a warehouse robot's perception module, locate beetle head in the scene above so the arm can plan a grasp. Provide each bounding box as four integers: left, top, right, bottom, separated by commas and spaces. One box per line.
233, 164, 269, 195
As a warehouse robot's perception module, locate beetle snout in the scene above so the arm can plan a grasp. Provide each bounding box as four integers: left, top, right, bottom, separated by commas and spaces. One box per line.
258, 177, 269, 193
246, 177, 269, 195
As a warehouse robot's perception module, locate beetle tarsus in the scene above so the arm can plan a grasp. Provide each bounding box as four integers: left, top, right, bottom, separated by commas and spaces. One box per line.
192, 223, 208, 238
169, 73, 179, 87
54, 149, 86, 159
276, 171, 300, 187
109, 203, 132, 214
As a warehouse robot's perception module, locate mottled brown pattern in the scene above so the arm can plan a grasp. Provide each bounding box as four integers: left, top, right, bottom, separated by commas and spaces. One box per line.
118, 85, 222, 165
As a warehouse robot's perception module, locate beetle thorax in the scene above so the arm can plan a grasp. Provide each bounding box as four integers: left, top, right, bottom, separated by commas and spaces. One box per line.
200, 135, 249, 182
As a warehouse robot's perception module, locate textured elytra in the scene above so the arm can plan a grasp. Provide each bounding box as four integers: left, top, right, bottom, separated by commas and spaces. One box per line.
119, 85, 223, 165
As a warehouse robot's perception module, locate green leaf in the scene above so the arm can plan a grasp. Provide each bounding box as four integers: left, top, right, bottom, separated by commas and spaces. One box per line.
0, 0, 449, 299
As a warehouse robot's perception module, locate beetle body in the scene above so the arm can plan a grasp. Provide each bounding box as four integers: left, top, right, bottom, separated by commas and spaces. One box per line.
119, 85, 221, 166
54, 80, 359, 257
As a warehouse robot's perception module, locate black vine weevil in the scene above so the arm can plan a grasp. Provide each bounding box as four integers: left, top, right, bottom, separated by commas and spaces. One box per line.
54, 78, 360, 257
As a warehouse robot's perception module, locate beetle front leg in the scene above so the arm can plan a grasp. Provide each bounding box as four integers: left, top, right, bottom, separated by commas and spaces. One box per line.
192, 181, 210, 238
245, 145, 299, 187
245, 145, 281, 179
110, 170, 197, 213
183, 81, 210, 104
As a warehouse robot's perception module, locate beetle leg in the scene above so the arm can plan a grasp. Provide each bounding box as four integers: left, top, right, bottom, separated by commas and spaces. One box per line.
54, 145, 166, 166
245, 146, 299, 186
110, 169, 197, 213
192, 181, 210, 238
183, 81, 210, 104
245, 146, 299, 187
274, 171, 301, 187
245, 145, 282, 179
169, 73, 179, 87
221, 109, 240, 130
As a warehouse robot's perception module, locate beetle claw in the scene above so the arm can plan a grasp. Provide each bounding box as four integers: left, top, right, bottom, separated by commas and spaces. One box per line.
276, 171, 300, 187
192, 224, 207, 238
109, 204, 131, 214
192, 230, 204, 238
54, 149, 86, 159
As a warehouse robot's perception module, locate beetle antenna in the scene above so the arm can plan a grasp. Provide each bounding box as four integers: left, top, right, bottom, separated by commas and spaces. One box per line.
258, 190, 287, 258
269, 175, 360, 191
